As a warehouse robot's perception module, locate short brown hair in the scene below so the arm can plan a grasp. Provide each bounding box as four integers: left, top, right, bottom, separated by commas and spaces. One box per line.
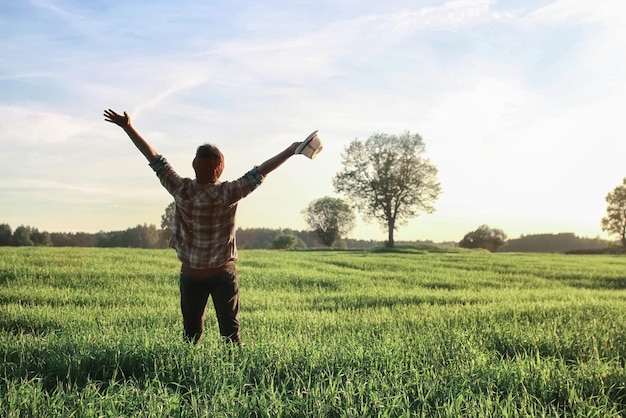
193, 144, 224, 183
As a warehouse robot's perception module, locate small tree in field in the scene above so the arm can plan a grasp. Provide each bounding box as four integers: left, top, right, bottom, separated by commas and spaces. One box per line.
333, 132, 441, 248
160, 201, 176, 247
272, 233, 298, 250
459, 225, 507, 252
302, 197, 356, 247
601, 177, 626, 246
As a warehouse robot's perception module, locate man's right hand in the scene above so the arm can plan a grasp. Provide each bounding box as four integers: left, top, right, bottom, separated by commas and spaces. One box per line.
104, 109, 131, 128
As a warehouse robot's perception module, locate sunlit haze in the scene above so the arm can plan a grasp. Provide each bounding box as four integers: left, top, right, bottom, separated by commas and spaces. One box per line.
1, 0, 625, 243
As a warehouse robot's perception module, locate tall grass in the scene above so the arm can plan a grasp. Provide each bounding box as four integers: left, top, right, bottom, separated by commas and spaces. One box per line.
1, 247, 625, 417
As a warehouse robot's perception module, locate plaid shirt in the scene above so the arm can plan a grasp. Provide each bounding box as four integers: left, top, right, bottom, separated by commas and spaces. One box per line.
149, 155, 264, 269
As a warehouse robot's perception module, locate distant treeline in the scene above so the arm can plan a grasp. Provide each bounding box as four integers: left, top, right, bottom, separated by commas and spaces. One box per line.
0, 223, 382, 250
0, 223, 614, 253
501, 233, 610, 253
0, 223, 168, 248
236, 228, 383, 250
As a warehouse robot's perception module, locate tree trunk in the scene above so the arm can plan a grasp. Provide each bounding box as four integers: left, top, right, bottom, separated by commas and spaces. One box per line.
386, 220, 395, 248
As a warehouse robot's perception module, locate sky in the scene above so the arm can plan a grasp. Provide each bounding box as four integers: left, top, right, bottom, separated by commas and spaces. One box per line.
1, 0, 625, 243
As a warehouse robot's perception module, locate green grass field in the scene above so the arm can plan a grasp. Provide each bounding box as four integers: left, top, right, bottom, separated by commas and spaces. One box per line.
1, 247, 625, 417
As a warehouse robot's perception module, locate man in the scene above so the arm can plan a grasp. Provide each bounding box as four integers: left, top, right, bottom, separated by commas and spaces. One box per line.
104, 108, 307, 346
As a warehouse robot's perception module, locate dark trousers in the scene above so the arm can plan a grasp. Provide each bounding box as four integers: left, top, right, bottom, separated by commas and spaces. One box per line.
179, 266, 241, 345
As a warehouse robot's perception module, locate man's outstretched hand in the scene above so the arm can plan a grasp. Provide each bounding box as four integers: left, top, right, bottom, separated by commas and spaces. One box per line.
104, 109, 131, 128
103, 108, 158, 161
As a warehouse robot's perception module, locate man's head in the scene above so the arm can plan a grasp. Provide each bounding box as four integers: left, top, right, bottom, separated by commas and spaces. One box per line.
193, 144, 224, 184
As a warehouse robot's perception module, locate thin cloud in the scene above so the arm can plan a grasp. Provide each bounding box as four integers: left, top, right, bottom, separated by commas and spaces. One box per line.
0, 106, 93, 144
527, 0, 626, 24
30, 0, 77, 19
